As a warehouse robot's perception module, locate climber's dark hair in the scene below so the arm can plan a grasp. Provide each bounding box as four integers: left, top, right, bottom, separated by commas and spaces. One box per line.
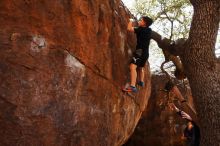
164, 80, 175, 91
142, 16, 153, 27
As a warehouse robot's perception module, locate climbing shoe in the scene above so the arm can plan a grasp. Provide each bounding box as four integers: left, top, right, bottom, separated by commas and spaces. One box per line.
137, 81, 144, 87
122, 85, 138, 93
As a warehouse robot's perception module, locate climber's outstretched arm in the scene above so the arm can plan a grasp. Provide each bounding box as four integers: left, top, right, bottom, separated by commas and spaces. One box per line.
171, 86, 185, 102
170, 103, 192, 121
170, 85, 197, 121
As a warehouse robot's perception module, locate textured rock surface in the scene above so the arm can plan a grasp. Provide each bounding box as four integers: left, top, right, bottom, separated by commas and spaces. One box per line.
123, 75, 196, 146
0, 0, 151, 146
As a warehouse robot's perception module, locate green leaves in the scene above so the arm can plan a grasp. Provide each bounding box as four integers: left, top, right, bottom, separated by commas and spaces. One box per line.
131, 0, 193, 40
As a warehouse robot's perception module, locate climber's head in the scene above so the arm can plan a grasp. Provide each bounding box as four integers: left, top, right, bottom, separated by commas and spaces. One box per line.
138, 16, 153, 27
187, 121, 194, 130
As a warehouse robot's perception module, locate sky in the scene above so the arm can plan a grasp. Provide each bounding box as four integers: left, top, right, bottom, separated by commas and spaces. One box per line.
122, 0, 135, 8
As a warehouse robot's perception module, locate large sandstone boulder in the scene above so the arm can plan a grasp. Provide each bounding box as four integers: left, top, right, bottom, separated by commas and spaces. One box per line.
0, 0, 151, 146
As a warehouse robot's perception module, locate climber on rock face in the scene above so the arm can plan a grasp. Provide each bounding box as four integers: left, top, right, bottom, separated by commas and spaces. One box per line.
122, 16, 153, 92
170, 103, 200, 146
164, 80, 200, 146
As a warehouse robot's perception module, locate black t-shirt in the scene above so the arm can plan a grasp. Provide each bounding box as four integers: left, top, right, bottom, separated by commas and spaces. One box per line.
134, 27, 152, 58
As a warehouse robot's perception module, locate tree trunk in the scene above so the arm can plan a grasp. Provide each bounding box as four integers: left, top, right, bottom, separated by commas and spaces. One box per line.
182, 1, 220, 145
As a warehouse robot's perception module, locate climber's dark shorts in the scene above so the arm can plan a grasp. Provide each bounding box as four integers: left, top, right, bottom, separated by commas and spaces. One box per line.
130, 56, 148, 67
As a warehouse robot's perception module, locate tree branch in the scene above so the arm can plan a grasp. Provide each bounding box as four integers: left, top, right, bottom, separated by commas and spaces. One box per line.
151, 31, 187, 80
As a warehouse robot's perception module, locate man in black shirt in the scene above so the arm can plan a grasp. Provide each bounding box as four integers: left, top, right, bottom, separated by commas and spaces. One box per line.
123, 16, 153, 92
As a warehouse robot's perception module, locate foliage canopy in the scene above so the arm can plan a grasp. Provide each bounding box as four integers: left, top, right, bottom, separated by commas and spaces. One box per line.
131, 0, 193, 40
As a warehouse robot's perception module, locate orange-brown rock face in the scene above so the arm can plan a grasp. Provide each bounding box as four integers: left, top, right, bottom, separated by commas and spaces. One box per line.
0, 0, 151, 146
